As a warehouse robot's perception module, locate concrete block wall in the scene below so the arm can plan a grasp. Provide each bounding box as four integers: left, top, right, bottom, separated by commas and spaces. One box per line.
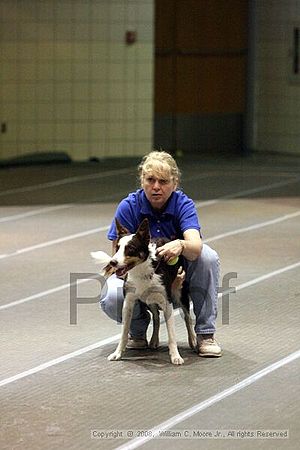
252, 0, 300, 155
0, 0, 154, 161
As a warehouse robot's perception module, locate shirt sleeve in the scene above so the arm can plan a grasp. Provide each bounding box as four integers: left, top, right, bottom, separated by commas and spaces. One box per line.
177, 195, 201, 235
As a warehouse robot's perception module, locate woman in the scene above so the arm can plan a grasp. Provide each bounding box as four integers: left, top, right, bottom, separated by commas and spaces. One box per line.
100, 151, 222, 357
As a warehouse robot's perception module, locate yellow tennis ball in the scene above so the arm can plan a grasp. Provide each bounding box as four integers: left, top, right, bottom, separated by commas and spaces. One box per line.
167, 256, 179, 266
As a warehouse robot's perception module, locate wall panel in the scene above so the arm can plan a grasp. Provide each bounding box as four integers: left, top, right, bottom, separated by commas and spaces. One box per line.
0, 0, 154, 161
252, 0, 300, 155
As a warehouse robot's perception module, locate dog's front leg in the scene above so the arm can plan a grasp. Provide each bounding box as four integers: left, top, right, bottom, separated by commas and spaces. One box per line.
108, 295, 135, 361
148, 304, 160, 349
163, 302, 184, 365
182, 306, 197, 350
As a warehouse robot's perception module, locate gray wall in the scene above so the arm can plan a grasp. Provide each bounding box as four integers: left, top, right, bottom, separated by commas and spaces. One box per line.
248, 0, 300, 155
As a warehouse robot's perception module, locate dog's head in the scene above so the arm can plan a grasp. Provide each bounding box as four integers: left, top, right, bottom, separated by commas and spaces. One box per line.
105, 218, 151, 277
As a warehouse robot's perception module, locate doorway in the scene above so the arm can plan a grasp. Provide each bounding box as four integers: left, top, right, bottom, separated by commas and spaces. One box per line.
154, 0, 248, 156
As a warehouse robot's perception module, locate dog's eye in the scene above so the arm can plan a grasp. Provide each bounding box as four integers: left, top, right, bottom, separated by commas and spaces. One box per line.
126, 245, 138, 257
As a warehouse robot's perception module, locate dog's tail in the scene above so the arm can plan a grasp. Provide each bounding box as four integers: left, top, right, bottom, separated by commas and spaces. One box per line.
90, 251, 113, 277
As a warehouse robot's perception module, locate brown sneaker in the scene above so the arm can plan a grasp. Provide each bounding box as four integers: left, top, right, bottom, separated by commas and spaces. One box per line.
197, 334, 222, 357
126, 336, 148, 350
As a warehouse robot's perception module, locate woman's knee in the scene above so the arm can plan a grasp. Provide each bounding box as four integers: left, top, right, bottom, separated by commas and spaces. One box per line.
200, 244, 220, 269
99, 275, 124, 322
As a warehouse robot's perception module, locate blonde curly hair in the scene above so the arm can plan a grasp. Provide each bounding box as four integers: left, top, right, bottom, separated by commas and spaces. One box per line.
138, 151, 181, 187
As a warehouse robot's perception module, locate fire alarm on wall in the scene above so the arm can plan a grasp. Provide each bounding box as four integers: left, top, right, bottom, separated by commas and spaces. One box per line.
125, 31, 137, 45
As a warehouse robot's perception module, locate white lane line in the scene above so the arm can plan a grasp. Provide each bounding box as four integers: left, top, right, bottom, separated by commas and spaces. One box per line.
1, 203, 300, 261
0, 188, 131, 224
1, 172, 299, 224
0, 225, 109, 260
0, 169, 298, 233
1, 210, 300, 309
204, 210, 300, 243
194, 176, 300, 208
0, 334, 121, 388
233, 260, 300, 293
0, 283, 71, 311
0, 204, 73, 223
0, 171, 232, 224
0, 259, 300, 387
0, 167, 134, 197
0, 170, 248, 224
0, 278, 93, 311
116, 349, 300, 450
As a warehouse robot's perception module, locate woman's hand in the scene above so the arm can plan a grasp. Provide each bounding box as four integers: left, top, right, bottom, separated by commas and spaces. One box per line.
156, 239, 183, 262
172, 266, 185, 291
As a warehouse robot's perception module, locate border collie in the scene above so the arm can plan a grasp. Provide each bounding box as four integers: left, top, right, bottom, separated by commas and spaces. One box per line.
91, 218, 196, 365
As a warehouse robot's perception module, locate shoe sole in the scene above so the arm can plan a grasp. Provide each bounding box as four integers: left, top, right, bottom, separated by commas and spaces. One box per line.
126, 346, 148, 350
198, 351, 222, 357
126, 342, 148, 350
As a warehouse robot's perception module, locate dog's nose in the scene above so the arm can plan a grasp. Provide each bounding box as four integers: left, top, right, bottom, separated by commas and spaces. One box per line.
110, 259, 118, 267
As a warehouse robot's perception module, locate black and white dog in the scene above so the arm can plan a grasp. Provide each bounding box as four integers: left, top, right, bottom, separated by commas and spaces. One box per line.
91, 218, 196, 365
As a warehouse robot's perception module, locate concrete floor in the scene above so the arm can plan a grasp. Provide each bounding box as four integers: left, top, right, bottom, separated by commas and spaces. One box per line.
0, 152, 300, 450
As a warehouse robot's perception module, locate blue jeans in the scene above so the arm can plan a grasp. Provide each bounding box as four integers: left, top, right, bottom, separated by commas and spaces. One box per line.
99, 244, 220, 337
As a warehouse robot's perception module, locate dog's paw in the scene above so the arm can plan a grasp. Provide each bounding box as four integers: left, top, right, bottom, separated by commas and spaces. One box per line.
170, 354, 184, 365
149, 337, 159, 349
107, 351, 122, 361
189, 334, 197, 350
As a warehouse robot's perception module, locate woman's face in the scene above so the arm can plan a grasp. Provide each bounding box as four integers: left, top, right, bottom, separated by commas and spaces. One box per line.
142, 171, 177, 211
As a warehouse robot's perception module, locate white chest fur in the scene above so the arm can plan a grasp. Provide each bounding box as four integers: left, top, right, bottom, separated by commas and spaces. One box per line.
126, 258, 167, 309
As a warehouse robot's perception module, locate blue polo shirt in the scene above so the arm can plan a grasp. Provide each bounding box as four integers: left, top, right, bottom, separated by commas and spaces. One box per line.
107, 189, 201, 241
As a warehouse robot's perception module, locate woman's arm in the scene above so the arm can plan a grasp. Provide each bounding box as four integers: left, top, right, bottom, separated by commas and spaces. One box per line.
156, 229, 202, 262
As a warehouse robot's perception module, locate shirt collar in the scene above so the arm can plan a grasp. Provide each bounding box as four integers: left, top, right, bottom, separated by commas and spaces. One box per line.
140, 189, 177, 217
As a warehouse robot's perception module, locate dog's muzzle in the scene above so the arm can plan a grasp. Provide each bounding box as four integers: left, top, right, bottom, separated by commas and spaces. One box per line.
108, 259, 129, 277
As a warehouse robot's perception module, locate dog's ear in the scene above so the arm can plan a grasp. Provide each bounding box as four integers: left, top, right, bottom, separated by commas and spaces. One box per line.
115, 218, 130, 237
136, 218, 150, 242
